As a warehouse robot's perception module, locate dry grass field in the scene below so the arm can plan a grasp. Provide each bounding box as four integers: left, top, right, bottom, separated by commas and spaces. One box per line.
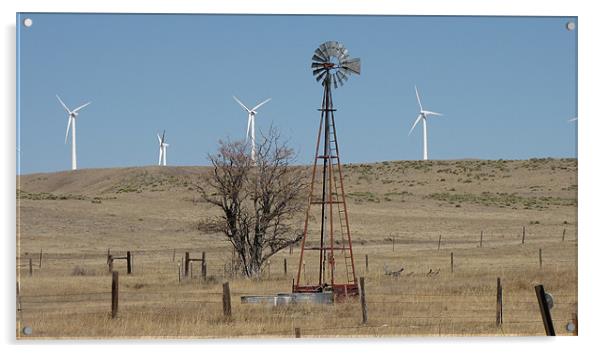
16, 158, 577, 338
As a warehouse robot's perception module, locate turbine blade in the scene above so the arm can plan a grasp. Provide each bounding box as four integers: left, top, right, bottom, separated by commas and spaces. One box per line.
72, 101, 91, 113
415, 86, 423, 111
233, 96, 250, 113
157, 134, 162, 144
568, 117, 578, 122
56, 95, 71, 114
246, 116, 251, 141
64, 117, 72, 144
252, 98, 271, 112
409, 115, 422, 135
162, 130, 166, 143
423, 110, 443, 116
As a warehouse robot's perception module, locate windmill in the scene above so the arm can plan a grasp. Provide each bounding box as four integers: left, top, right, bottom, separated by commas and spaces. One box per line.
232, 96, 271, 162
409, 86, 443, 160
294, 41, 361, 298
56, 95, 91, 170
157, 130, 169, 166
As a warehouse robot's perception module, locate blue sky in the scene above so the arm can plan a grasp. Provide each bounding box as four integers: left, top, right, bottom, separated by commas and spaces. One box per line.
16, 14, 577, 174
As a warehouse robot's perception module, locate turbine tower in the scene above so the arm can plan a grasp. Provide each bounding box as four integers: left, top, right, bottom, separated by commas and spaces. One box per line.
56, 95, 91, 170
295, 41, 361, 298
232, 96, 271, 162
157, 130, 169, 166
409, 86, 443, 160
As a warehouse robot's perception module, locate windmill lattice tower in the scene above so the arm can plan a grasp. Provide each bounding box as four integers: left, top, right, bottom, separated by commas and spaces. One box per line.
294, 41, 361, 298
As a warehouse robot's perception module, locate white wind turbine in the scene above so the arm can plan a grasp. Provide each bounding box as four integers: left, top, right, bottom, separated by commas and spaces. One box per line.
408, 86, 443, 160
233, 96, 271, 162
157, 130, 169, 166
57, 95, 91, 170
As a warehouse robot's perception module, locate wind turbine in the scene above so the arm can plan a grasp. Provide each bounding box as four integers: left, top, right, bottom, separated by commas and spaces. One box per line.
157, 130, 169, 166
408, 86, 443, 160
57, 95, 91, 170
232, 96, 271, 162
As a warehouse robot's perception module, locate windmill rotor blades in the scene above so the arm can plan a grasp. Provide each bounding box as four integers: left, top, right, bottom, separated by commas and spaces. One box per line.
409, 115, 422, 135
56, 95, 71, 113
252, 98, 271, 111
415, 86, 423, 111
246, 116, 251, 141
157, 133, 162, 144
423, 110, 443, 116
233, 96, 251, 113
64, 117, 72, 144
162, 130, 166, 143
340, 57, 361, 75
312, 53, 327, 63
72, 101, 91, 113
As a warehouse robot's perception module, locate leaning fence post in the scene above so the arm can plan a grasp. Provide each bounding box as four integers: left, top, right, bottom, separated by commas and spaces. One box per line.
562, 228, 566, 242
111, 271, 119, 318
365, 254, 369, 273
126, 251, 132, 274
437, 234, 442, 251
522, 226, 526, 244
539, 248, 543, 269
496, 277, 503, 326
222, 282, 232, 317
534, 284, 555, 336
359, 277, 367, 324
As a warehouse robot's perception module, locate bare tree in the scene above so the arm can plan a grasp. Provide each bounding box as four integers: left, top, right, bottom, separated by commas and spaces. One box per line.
198, 128, 307, 277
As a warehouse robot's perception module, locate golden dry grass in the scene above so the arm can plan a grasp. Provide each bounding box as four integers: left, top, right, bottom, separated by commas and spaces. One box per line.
16, 158, 577, 338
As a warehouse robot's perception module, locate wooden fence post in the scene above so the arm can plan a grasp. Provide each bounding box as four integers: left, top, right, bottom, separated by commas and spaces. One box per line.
392, 235, 395, 252
111, 271, 119, 319
359, 277, 367, 324
39, 248, 43, 269
126, 251, 132, 274
437, 234, 442, 251
178, 262, 181, 283
172, 248, 176, 262
480, 231, 483, 248
289, 244, 293, 255
28, 258, 33, 276
222, 282, 232, 317
108, 255, 114, 273
539, 248, 543, 268
184, 252, 190, 277
107, 248, 111, 264
294, 327, 301, 338
201, 251, 207, 281
496, 277, 503, 326
450, 252, 454, 273
522, 226, 526, 244
562, 228, 566, 242
284, 258, 288, 276
365, 254, 369, 273
534, 284, 555, 336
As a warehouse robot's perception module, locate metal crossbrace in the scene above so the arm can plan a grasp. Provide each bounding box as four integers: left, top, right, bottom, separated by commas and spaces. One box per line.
327, 123, 354, 284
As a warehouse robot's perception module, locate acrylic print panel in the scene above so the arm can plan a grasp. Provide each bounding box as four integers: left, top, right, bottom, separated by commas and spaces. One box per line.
16, 13, 577, 339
